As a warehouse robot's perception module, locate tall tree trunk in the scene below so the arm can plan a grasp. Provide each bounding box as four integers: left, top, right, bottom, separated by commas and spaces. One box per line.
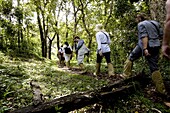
104, 0, 114, 28
54, 1, 63, 51
17, 29, 21, 52
18, 19, 23, 52
65, 9, 69, 40
72, 0, 77, 36
79, 0, 92, 63
56, 33, 60, 50
48, 33, 56, 59
36, 7, 45, 57
55, 20, 60, 50
42, 11, 47, 58
79, 0, 92, 47
0, 36, 3, 50
17, 0, 21, 52
149, 0, 166, 25
35, 0, 49, 58
72, 0, 81, 37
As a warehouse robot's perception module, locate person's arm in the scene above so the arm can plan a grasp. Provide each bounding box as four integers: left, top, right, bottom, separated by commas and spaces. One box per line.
138, 23, 150, 56
96, 33, 103, 56
69, 45, 73, 51
142, 36, 150, 56
96, 33, 101, 50
162, 0, 170, 59
142, 37, 148, 50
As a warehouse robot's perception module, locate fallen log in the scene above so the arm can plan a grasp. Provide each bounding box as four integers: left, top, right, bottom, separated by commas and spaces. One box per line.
9, 72, 150, 113
30, 81, 44, 106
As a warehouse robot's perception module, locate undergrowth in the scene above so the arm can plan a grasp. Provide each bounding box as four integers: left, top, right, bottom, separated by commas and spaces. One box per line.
0, 52, 107, 113
0, 51, 170, 113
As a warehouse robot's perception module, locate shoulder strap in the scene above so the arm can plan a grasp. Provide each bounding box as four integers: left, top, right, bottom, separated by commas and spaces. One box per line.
150, 21, 160, 35
101, 31, 109, 43
76, 40, 84, 51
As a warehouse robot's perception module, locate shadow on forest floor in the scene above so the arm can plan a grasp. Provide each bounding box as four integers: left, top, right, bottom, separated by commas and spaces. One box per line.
58, 66, 170, 113
1, 57, 170, 113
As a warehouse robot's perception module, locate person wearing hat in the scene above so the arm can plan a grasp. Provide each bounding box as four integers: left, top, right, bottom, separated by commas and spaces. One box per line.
74, 36, 89, 72
94, 24, 114, 77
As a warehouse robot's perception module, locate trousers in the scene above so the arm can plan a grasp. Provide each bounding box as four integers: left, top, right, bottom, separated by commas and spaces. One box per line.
97, 52, 111, 63
129, 45, 159, 73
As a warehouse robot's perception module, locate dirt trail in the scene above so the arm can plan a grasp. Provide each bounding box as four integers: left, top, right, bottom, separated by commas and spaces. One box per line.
60, 66, 123, 83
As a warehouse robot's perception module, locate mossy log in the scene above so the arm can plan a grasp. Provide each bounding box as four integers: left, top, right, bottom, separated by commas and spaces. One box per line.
30, 81, 44, 106
9, 73, 150, 113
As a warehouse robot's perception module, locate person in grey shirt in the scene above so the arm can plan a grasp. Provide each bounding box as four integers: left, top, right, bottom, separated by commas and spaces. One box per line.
74, 36, 89, 72
121, 13, 166, 95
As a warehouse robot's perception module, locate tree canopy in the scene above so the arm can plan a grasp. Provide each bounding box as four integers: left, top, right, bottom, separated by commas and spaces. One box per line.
0, 0, 169, 74
1, 0, 170, 112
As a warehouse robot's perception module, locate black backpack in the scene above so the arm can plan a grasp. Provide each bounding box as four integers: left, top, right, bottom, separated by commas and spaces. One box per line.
65, 47, 72, 54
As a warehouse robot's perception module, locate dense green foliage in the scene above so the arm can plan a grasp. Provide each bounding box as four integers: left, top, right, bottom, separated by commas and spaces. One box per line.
0, 52, 108, 112
0, 0, 159, 71
0, 0, 144, 60
0, 0, 170, 112
0, 52, 170, 113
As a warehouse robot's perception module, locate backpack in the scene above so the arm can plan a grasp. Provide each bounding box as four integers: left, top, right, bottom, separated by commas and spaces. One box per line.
149, 21, 163, 39
144, 20, 163, 47
65, 47, 72, 54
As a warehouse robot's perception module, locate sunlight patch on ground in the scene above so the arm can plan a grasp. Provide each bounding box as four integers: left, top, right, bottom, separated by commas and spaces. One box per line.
0, 57, 109, 112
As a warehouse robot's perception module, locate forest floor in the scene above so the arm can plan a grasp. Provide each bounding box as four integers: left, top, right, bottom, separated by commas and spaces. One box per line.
61, 66, 170, 113
0, 53, 170, 113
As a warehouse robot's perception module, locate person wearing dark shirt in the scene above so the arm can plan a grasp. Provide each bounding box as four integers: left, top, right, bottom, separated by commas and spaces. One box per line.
63, 42, 73, 69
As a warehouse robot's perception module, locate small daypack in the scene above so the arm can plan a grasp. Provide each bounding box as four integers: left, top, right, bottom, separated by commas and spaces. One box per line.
149, 21, 163, 39
144, 20, 163, 47
65, 47, 72, 54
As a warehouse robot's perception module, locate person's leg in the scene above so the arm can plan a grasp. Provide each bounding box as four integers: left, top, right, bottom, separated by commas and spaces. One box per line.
57, 53, 61, 66
77, 54, 85, 70
60, 56, 65, 67
94, 54, 102, 76
67, 54, 72, 69
123, 45, 142, 78
65, 54, 70, 68
146, 47, 166, 95
68, 60, 71, 68
103, 52, 114, 77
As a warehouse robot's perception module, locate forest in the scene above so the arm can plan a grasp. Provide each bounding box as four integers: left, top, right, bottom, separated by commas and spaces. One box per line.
0, 0, 170, 112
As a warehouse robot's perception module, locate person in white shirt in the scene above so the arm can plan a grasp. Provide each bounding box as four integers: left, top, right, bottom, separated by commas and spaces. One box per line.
63, 42, 73, 69
94, 24, 114, 77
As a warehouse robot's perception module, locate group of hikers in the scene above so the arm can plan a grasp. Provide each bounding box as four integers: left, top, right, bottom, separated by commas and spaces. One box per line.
57, 23, 115, 76
57, 36, 90, 72
57, 4, 170, 100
